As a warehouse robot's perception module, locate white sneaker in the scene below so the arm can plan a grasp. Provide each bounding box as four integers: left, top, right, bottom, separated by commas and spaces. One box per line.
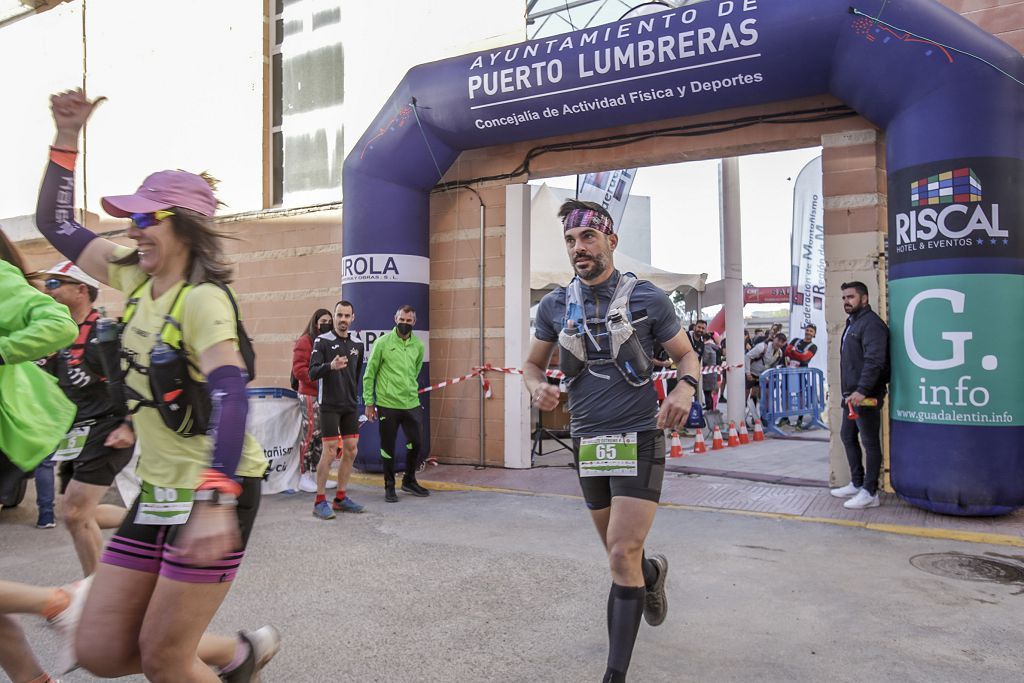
843, 489, 880, 509
829, 483, 861, 498
298, 472, 318, 493
49, 575, 92, 674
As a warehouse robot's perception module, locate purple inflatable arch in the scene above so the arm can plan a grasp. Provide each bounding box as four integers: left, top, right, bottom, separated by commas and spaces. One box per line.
343, 0, 1023, 515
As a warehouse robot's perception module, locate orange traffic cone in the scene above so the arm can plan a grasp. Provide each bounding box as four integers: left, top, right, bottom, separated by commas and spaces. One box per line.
692, 429, 707, 454
711, 425, 725, 450
753, 419, 765, 442
738, 421, 750, 445
727, 421, 741, 447
669, 430, 683, 458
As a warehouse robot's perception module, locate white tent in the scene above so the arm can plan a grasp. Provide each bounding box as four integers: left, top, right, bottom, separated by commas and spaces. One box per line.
530, 184, 707, 299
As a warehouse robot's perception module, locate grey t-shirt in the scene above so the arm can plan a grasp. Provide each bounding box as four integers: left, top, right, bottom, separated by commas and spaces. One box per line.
535, 271, 681, 438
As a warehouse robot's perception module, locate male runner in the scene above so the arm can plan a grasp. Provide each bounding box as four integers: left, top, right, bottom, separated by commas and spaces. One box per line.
42, 261, 133, 575
363, 305, 429, 503
309, 300, 365, 519
524, 199, 699, 682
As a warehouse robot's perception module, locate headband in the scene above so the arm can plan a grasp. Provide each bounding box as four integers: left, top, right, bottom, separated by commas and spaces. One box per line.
562, 208, 614, 235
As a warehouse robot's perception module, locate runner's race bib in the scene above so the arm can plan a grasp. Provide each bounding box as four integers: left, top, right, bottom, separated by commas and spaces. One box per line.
578, 433, 638, 477
135, 481, 194, 525
52, 425, 91, 462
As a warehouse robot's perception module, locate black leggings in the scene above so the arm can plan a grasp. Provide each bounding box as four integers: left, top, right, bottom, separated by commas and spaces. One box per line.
378, 406, 423, 486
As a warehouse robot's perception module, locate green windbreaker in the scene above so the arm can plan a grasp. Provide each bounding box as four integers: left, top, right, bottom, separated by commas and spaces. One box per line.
362, 328, 424, 410
0, 260, 78, 471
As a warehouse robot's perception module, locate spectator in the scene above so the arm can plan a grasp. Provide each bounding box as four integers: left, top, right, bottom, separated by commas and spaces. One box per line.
292, 308, 332, 493
701, 335, 721, 410
831, 282, 890, 510
785, 324, 818, 368
745, 332, 786, 415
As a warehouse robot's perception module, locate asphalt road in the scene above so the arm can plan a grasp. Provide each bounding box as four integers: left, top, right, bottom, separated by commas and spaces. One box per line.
2, 482, 1022, 682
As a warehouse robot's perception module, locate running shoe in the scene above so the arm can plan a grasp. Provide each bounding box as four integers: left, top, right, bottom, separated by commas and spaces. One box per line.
332, 496, 365, 513
401, 480, 430, 497
312, 501, 336, 520
36, 511, 56, 529
50, 576, 92, 674
221, 625, 281, 683
385, 486, 398, 503
643, 554, 669, 627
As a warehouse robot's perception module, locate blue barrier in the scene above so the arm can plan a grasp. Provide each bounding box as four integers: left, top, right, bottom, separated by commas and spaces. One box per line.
246, 387, 299, 400
759, 368, 827, 437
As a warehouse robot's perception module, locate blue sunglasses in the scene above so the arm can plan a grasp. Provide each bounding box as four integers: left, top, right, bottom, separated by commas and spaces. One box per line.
129, 210, 175, 229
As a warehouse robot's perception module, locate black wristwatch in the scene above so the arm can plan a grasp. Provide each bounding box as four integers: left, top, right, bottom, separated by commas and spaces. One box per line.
680, 374, 699, 390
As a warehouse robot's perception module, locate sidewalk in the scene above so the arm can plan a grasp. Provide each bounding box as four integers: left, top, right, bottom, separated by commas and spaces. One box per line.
355, 437, 1024, 547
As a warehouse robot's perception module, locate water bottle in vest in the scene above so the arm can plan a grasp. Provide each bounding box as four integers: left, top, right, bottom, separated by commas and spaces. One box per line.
149, 340, 194, 432
607, 310, 651, 384
95, 316, 128, 416
558, 320, 587, 378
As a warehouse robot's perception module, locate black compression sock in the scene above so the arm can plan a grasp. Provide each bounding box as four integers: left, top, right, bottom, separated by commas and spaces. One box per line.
605, 583, 645, 680
641, 551, 659, 590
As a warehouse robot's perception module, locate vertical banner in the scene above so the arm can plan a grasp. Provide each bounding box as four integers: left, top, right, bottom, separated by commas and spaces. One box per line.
888, 157, 1024, 515
576, 168, 637, 231
788, 156, 826, 373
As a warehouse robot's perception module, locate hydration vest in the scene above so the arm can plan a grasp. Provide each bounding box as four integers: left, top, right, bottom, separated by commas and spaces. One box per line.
558, 272, 653, 387
120, 279, 256, 437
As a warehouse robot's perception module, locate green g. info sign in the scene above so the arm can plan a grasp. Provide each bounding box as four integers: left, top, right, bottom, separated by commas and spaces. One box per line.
890, 275, 1023, 428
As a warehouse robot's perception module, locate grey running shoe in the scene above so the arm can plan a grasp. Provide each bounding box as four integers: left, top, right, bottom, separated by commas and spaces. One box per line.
643, 554, 669, 626
332, 496, 365, 513
221, 625, 281, 683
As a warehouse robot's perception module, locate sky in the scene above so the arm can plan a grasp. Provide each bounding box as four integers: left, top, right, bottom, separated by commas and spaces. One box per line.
539, 146, 822, 289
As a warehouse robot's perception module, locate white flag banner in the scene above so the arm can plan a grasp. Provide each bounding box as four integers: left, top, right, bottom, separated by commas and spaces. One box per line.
576, 168, 637, 231
789, 156, 827, 374
247, 391, 303, 495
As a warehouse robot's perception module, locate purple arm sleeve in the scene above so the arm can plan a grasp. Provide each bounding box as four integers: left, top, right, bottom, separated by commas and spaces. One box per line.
36, 159, 99, 262
206, 365, 250, 481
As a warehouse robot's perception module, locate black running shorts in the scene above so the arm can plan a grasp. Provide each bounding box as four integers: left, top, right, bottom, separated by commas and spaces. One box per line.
573, 429, 665, 510
57, 417, 134, 493
320, 409, 360, 440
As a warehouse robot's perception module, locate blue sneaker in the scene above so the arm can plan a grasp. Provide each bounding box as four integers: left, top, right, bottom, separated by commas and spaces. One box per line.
36, 511, 56, 529
312, 500, 335, 520
332, 496, 365, 513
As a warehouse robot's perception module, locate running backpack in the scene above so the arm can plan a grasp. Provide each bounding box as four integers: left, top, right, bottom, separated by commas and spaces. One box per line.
121, 279, 256, 437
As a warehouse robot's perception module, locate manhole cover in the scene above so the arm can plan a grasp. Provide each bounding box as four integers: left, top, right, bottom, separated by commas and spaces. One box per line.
910, 553, 1024, 585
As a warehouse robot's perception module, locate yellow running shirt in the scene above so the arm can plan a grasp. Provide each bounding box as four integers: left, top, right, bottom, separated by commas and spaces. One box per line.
108, 248, 266, 489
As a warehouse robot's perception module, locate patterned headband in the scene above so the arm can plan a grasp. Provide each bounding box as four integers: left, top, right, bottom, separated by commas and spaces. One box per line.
562, 208, 614, 235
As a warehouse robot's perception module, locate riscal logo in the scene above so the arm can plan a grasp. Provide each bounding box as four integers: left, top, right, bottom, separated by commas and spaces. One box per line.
888, 158, 1021, 265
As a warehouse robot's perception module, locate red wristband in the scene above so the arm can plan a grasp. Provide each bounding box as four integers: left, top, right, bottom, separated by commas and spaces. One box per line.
195, 468, 242, 497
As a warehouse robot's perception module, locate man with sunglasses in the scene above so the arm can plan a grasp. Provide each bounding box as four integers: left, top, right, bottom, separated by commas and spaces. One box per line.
40, 261, 135, 576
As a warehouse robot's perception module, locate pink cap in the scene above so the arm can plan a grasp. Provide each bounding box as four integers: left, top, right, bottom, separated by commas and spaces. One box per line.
101, 170, 217, 218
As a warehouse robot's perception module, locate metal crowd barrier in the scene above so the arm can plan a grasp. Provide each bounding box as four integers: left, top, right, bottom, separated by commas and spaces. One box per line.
758, 367, 827, 437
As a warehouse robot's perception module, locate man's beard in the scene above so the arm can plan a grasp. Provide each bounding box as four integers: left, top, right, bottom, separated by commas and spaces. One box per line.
573, 251, 609, 280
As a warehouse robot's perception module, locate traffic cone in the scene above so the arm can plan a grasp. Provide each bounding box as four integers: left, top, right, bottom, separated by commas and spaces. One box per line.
753, 419, 765, 442
669, 430, 683, 458
711, 425, 725, 450
738, 421, 750, 445
727, 421, 741, 447
692, 429, 707, 454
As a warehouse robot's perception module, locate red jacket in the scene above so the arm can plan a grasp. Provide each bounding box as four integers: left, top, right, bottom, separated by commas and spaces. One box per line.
291, 334, 318, 397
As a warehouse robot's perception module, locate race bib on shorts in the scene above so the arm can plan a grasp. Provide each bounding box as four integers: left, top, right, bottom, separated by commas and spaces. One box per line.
52, 425, 91, 462
135, 481, 194, 525
578, 433, 638, 477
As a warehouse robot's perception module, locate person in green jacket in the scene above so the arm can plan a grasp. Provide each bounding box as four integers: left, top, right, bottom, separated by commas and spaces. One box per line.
0, 227, 80, 683
0, 228, 78, 473
363, 304, 430, 502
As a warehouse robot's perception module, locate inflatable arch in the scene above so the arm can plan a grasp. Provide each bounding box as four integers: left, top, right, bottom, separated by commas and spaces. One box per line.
343, 0, 1023, 515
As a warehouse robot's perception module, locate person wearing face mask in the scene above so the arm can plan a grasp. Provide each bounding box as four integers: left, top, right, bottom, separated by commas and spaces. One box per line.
308, 301, 366, 518
292, 308, 332, 492
362, 305, 428, 503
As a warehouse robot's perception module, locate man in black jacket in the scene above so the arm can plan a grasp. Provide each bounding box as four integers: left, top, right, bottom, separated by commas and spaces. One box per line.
309, 300, 366, 519
830, 281, 890, 509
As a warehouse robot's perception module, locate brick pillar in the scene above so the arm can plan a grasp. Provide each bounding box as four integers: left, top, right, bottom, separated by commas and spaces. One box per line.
820, 129, 888, 489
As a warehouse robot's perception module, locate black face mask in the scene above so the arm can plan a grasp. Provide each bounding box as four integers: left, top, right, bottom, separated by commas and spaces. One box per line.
396, 323, 413, 336
318, 322, 333, 334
